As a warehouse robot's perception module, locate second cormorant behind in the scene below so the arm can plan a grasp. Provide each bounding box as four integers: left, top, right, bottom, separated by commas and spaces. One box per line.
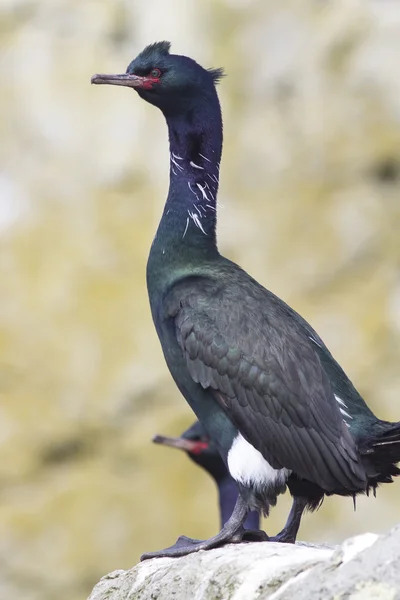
154, 421, 260, 531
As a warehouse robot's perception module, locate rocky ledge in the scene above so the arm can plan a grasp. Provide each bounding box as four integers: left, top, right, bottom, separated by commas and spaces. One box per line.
88, 526, 400, 599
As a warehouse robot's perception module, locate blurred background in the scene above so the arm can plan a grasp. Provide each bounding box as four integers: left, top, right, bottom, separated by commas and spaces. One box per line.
1, 0, 400, 598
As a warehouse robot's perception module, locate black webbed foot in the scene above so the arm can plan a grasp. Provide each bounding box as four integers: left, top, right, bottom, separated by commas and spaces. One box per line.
171, 534, 202, 547
140, 535, 201, 560
140, 528, 268, 561
268, 530, 296, 544
141, 495, 270, 560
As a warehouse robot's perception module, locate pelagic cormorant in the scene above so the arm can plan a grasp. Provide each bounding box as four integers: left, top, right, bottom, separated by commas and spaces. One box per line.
154, 421, 260, 530
92, 41, 400, 559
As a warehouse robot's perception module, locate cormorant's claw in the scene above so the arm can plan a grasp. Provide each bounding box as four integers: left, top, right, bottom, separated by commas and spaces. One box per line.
268, 530, 296, 544
141, 496, 270, 560
140, 527, 269, 560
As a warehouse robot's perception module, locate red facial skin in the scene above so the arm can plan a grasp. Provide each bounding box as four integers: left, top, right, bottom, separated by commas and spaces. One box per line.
91, 71, 161, 90
189, 441, 209, 455
141, 75, 161, 90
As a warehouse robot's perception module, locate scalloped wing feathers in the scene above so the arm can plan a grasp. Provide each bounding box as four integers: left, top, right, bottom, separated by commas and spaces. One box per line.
168, 271, 368, 493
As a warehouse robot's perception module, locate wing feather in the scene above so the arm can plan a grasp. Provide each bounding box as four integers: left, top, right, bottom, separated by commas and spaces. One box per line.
171, 276, 367, 492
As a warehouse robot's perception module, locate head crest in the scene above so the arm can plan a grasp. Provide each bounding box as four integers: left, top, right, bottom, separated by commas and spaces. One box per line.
208, 67, 225, 85
141, 41, 171, 58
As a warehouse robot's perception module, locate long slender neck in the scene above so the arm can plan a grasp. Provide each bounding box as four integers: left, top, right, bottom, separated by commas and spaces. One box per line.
149, 93, 223, 270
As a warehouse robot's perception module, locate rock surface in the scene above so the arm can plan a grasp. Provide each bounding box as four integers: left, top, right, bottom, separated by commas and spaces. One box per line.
88, 528, 400, 599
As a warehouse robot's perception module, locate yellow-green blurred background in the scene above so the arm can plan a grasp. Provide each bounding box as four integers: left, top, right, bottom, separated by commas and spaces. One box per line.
1, 0, 400, 598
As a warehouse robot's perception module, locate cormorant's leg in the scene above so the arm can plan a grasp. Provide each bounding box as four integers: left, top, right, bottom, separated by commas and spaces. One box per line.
269, 496, 308, 543
140, 494, 269, 560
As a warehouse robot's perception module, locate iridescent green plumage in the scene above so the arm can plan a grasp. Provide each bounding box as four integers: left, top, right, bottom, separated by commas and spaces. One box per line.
92, 41, 400, 560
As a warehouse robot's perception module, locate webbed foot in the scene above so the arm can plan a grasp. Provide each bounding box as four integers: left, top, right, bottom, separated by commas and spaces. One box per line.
140, 528, 268, 560
140, 495, 269, 560
268, 530, 296, 544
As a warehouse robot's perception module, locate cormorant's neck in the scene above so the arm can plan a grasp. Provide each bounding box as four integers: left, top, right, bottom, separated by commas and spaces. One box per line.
218, 477, 260, 530
150, 93, 223, 264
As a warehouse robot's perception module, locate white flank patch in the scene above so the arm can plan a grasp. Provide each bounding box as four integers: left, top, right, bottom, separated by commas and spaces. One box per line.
227, 433, 291, 489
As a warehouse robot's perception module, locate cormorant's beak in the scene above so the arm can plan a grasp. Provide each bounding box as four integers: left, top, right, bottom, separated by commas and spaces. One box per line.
153, 434, 208, 454
91, 73, 147, 88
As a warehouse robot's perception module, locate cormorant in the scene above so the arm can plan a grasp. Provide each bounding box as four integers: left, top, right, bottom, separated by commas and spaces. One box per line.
154, 420, 260, 530
92, 41, 400, 559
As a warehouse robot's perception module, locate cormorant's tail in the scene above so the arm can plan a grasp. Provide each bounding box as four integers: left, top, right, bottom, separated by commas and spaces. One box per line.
360, 422, 400, 481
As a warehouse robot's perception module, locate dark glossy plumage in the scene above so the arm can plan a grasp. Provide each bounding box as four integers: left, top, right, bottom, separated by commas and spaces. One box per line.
92, 41, 400, 558
169, 270, 366, 493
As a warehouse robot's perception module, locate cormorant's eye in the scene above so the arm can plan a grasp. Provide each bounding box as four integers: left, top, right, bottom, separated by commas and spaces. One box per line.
150, 68, 161, 78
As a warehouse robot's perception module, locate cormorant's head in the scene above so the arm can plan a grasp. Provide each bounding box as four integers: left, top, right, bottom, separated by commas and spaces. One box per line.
91, 41, 224, 116
153, 420, 228, 482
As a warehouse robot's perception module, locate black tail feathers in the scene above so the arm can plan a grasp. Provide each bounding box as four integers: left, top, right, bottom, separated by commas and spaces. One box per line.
360, 421, 400, 480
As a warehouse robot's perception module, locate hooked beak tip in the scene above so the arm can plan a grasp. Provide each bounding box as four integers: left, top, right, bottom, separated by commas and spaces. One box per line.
152, 435, 165, 444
